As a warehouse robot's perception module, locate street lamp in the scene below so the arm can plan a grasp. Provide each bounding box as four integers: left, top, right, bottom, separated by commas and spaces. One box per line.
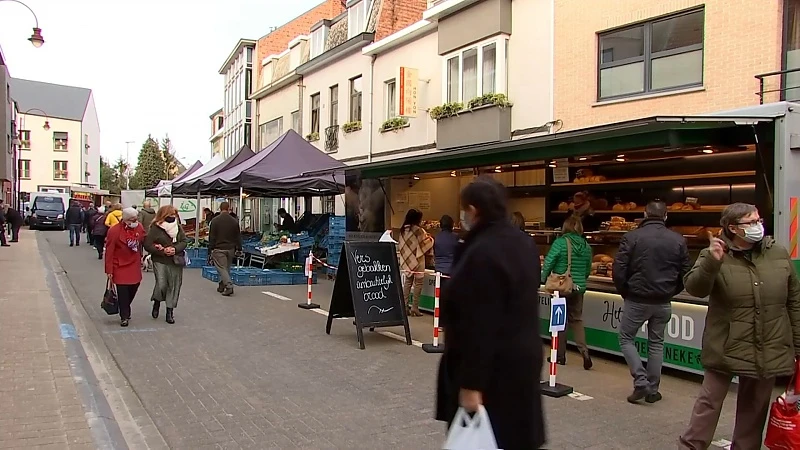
0, 0, 45, 48
22, 108, 50, 130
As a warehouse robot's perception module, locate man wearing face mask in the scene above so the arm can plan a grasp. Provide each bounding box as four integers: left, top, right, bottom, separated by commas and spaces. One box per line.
678, 203, 800, 450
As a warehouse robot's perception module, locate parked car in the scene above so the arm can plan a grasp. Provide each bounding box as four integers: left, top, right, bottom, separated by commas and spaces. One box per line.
29, 194, 68, 230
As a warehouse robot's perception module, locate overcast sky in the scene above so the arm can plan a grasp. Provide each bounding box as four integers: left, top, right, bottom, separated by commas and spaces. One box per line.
0, 0, 322, 167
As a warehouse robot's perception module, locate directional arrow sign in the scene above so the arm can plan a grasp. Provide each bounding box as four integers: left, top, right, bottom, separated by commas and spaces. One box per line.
549, 296, 567, 333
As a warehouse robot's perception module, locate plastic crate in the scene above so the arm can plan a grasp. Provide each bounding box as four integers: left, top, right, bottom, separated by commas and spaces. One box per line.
231, 268, 269, 286
328, 216, 345, 227
291, 272, 318, 285
202, 266, 220, 283
328, 227, 346, 238
298, 248, 311, 260
263, 269, 295, 285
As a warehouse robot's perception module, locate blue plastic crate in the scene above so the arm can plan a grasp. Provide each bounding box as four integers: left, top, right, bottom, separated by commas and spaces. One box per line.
291, 272, 318, 285
328, 227, 346, 238
262, 269, 295, 285
231, 268, 269, 286
202, 266, 220, 283
186, 247, 208, 260
298, 248, 311, 260
328, 216, 345, 227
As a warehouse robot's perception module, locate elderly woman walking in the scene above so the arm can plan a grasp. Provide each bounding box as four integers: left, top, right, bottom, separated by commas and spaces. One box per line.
144, 205, 187, 324
679, 203, 800, 449
104, 207, 145, 327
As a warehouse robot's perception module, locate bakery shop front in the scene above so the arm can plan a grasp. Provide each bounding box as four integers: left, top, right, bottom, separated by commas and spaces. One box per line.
343, 103, 800, 375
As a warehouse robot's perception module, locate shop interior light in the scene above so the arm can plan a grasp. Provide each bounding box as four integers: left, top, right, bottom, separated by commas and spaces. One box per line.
548, 163, 557, 168
511, 164, 520, 168
578, 157, 588, 161
450, 171, 456, 177
412, 175, 420, 180
615, 157, 625, 162
702, 148, 714, 154
616, 154, 625, 158
495, 166, 501, 169
494, 168, 502, 173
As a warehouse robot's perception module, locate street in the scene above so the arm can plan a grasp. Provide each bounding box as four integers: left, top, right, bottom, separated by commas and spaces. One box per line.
1, 230, 744, 449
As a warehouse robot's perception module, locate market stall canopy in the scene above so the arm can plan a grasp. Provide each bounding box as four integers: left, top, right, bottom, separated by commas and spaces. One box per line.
149, 155, 224, 197
200, 130, 346, 196
173, 145, 255, 195
148, 161, 202, 193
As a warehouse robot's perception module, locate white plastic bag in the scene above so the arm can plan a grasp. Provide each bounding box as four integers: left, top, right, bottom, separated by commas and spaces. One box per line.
443, 406, 499, 450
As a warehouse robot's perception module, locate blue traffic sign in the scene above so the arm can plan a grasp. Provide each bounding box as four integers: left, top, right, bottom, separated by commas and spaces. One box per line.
549, 296, 567, 333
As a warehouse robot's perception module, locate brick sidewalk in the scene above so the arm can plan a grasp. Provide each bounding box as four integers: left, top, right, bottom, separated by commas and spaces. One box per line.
0, 231, 95, 449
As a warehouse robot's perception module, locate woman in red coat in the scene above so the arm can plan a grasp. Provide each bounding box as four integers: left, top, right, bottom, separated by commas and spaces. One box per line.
105, 207, 145, 327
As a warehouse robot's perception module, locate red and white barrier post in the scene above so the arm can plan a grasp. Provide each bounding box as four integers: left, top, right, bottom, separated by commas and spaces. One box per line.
422, 272, 444, 353
541, 290, 573, 398
298, 251, 320, 310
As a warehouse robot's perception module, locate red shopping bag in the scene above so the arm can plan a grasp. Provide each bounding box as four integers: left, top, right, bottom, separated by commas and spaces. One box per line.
765, 361, 800, 449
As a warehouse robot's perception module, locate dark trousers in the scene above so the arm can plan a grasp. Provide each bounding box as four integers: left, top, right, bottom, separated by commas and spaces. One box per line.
0, 224, 8, 245
68, 224, 81, 245
9, 224, 20, 242
116, 283, 140, 320
556, 290, 589, 361
94, 235, 105, 258
87, 230, 94, 246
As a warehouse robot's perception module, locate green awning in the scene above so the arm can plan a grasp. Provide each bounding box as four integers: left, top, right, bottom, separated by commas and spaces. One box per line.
352, 116, 776, 179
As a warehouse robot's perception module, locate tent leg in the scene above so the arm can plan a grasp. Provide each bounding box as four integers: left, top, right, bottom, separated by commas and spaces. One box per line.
195, 191, 201, 245
239, 187, 244, 229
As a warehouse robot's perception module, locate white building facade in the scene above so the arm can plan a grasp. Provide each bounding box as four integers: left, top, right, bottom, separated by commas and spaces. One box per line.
220, 39, 256, 158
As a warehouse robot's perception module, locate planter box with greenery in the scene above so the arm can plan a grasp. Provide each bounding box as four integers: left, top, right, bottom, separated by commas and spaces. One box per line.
379, 117, 409, 133
342, 121, 362, 134
306, 132, 320, 142
432, 94, 513, 150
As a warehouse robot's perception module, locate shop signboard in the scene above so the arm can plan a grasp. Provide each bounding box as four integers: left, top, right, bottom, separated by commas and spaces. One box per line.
398, 67, 419, 118
325, 241, 412, 349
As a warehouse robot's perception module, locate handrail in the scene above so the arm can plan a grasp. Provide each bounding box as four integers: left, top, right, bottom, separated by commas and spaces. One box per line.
755, 67, 800, 104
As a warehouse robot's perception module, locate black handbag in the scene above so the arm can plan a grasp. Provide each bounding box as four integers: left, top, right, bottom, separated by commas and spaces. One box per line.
173, 251, 188, 267
101, 280, 119, 315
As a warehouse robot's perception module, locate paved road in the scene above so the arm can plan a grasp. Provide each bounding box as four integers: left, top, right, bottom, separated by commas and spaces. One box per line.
41, 230, 745, 449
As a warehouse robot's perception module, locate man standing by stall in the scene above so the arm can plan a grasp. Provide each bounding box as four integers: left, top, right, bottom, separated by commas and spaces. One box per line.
209, 202, 242, 297
612, 200, 690, 404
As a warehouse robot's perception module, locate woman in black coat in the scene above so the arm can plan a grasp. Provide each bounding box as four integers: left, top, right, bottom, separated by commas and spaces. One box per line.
436, 175, 545, 449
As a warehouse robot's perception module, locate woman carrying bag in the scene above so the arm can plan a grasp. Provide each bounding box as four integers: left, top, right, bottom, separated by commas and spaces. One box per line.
104, 208, 145, 327
541, 215, 593, 369
144, 205, 188, 325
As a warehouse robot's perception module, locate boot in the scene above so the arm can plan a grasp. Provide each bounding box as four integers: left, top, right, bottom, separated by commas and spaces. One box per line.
222, 285, 234, 297
217, 282, 224, 293
165, 308, 175, 324
151, 300, 160, 319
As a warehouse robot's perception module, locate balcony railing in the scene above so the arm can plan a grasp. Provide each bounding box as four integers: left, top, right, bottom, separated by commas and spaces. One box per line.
325, 125, 339, 153
755, 67, 800, 104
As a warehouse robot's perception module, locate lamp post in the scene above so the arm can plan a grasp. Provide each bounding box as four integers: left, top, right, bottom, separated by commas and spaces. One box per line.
22, 108, 50, 130
0, 0, 45, 47
125, 141, 134, 190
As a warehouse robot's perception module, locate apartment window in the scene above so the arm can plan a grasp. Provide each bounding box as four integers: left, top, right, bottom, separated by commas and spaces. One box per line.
310, 26, 328, 59
385, 79, 397, 119
18, 130, 30, 150
53, 132, 68, 151
217, 116, 224, 130
443, 36, 508, 103
347, 0, 371, 39
349, 76, 363, 122
259, 117, 283, 148
291, 110, 301, 132
310, 93, 321, 134
246, 47, 253, 64
329, 85, 339, 126
245, 69, 252, 99
19, 160, 30, 179
53, 161, 68, 180
598, 8, 704, 100
785, 0, 800, 101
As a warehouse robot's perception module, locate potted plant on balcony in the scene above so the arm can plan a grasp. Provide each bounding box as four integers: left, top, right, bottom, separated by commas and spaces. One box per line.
306, 132, 320, 142
342, 121, 362, 134
466, 93, 513, 110
379, 117, 409, 133
429, 102, 464, 121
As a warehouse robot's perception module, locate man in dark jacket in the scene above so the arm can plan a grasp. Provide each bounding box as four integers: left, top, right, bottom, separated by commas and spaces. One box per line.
4, 206, 23, 242
91, 209, 109, 259
137, 200, 156, 233
65, 202, 83, 247
612, 200, 691, 404
84, 203, 97, 246
276, 208, 295, 233
209, 202, 242, 296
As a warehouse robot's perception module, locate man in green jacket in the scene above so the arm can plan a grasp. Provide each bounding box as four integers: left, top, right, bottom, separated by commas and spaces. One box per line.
679, 203, 800, 450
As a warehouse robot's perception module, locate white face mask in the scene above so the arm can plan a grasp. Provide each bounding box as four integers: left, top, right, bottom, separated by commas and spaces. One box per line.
459, 210, 473, 231
126, 221, 138, 229
742, 222, 764, 243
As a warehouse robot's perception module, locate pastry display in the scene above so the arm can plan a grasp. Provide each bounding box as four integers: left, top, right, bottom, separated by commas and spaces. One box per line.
573, 168, 608, 184
670, 202, 685, 211
601, 216, 638, 231
557, 201, 570, 211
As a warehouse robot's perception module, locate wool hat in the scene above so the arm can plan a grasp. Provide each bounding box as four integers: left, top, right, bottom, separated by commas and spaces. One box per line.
122, 207, 138, 220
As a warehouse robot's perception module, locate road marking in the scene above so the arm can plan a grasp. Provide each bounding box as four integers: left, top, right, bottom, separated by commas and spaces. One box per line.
567, 391, 593, 401
262, 291, 292, 301
711, 438, 732, 449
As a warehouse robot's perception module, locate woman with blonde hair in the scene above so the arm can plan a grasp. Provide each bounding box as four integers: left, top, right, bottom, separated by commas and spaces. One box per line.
143, 205, 187, 324
105, 203, 123, 228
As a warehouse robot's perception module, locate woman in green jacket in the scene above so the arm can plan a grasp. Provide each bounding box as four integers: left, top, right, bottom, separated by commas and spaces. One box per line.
679, 203, 800, 450
143, 205, 188, 324
541, 214, 593, 369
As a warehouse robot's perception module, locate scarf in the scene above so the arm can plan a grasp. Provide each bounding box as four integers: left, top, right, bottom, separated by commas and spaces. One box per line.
123, 225, 141, 252
158, 220, 179, 242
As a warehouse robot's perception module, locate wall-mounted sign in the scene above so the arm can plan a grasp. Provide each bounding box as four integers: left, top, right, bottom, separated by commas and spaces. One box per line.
398, 67, 419, 118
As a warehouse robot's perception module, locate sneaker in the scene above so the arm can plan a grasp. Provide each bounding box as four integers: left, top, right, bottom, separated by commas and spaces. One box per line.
627, 388, 648, 404
120, 319, 129, 327
645, 392, 663, 403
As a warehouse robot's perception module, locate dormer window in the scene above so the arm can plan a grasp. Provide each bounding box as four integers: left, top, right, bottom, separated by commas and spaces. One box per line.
310, 20, 330, 59
288, 35, 308, 70
261, 56, 277, 86
347, 0, 371, 39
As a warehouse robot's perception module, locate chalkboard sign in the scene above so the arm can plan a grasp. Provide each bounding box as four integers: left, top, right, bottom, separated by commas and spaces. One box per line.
325, 241, 412, 349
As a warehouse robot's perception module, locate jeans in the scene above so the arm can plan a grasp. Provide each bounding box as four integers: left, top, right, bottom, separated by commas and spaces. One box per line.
618, 300, 672, 393
68, 224, 81, 245
212, 249, 235, 288
116, 283, 140, 320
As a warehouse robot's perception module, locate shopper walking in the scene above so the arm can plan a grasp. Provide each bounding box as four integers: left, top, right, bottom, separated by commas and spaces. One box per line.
542, 215, 593, 369
84, 203, 97, 246
3, 205, 23, 243
0, 204, 8, 247
209, 202, 242, 296
613, 200, 689, 403
65, 201, 83, 247
138, 200, 157, 233
398, 209, 433, 317
436, 176, 545, 450
104, 208, 145, 327
105, 203, 123, 228
678, 203, 800, 449
144, 205, 187, 324
92, 207, 108, 259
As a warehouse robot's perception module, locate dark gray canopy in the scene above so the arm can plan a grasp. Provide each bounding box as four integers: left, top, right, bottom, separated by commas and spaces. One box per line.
172, 145, 255, 195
